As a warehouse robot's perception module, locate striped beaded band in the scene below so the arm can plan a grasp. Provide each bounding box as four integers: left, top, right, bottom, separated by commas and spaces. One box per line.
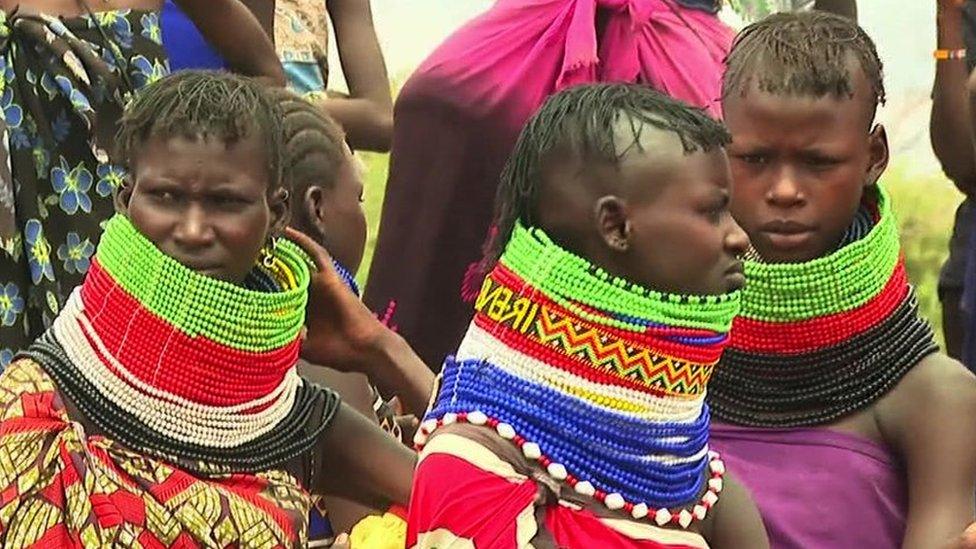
418, 222, 739, 528
96, 214, 310, 351
708, 187, 938, 427
20, 214, 340, 473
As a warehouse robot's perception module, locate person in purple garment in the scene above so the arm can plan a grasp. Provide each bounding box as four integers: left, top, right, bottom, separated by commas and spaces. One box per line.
707, 11, 976, 549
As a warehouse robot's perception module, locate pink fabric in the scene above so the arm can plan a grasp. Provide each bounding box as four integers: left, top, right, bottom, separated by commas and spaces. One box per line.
364, 0, 732, 371
415, 0, 732, 123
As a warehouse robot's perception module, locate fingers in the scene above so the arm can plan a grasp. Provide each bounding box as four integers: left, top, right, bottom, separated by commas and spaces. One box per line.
284, 226, 333, 273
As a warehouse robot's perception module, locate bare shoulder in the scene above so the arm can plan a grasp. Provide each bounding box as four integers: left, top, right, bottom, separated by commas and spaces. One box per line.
878, 353, 976, 445
882, 353, 976, 411
706, 472, 770, 549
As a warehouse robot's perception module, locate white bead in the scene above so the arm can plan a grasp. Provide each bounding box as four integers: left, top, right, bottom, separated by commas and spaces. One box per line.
496, 423, 516, 440
702, 491, 719, 506
420, 419, 438, 435
412, 431, 428, 446
631, 503, 649, 519
678, 510, 693, 528
693, 505, 707, 520
707, 450, 719, 460
574, 481, 595, 497
522, 442, 542, 460
604, 493, 625, 510
709, 459, 726, 475
442, 413, 458, 425
654, 508, 672, 526
708, 477, 724, 492
546, 462, 567, 480
467, 411, 488, 425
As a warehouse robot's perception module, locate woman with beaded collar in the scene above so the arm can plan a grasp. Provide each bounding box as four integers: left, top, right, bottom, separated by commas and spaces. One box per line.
707, 12, 976, 549
407, 83, 768, 548
0, 71, 416, 547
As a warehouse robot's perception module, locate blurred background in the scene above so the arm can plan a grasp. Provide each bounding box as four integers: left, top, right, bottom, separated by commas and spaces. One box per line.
335, 1, 954, 343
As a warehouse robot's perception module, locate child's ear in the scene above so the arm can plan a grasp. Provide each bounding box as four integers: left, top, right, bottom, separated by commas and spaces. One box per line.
113, 176, 133, 214
865, 123, 889, 188
268, 186, 292, 237
594, 195, 630, 252
303, 185, 329, 241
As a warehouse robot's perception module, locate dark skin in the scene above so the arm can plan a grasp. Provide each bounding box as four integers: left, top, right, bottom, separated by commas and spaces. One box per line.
725, 66, 976, 549
936, 0, 976, 359
106, 132, 414, 509
1, 0, 285, 86
290, 145, 392, 532
240, 0, 393, 150
316, 0, 394, 151
422, 125, 766, 548
933, 0, 976, 197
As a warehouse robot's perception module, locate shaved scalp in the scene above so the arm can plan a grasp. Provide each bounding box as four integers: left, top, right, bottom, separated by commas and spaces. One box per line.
481, 82, 730, 273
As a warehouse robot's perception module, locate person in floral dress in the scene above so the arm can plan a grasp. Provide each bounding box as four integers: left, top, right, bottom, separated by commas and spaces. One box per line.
0, 0, 282, 367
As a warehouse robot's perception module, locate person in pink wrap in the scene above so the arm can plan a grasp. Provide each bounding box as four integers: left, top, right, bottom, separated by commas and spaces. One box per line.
364, 0, 734, 370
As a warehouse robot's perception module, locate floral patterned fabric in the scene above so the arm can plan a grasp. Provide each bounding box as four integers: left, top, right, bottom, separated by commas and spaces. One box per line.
0, 359, 312, 547
0, 9, 168, 368
274, 0, 329, 94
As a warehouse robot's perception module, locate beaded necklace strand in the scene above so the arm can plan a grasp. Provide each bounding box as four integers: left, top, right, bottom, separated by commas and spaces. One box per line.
708, 187, 938, 427
21, 215, 341, 474
416, 222, 740, 529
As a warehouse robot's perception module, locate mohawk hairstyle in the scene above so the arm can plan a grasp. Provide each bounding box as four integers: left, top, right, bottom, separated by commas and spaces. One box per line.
116, 70, 285, 191
481, 82, 731, 272
723, 11, 885, 119
266, 88, 348, 219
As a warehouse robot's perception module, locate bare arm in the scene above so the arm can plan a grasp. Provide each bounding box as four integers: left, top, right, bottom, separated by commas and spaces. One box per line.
877, 355, 976, 549
174, 0, 285, 86
813, 0, 857, 19
707, 473, 770, 549
315, 0, 393, 152
313, 403, 415, 506
933, 1, 976, 195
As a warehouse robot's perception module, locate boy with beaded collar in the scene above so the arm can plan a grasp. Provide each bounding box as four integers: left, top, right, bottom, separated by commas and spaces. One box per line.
708, 11, 976, 548
406, 83, 768, 548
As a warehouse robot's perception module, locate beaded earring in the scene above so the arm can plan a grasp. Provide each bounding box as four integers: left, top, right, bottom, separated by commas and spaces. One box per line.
261, 237, 280, 269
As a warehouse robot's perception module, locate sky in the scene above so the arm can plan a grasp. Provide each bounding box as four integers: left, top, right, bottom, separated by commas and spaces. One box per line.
335, 1, 942, 175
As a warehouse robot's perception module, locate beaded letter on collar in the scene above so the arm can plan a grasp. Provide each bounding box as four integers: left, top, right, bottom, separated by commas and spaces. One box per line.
708, 187, 938, 427
24, 215, 340, 473
416, 222, 740, 529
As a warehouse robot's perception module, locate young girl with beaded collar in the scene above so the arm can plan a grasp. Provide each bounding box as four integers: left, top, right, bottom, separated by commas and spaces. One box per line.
406, 83, 769, 548
0, 71, 416, 547
707, 12, 976, 549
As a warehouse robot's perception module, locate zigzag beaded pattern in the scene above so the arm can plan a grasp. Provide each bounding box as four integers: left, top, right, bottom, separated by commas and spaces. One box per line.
421, 222, 740, 527
474, 272, 715, 396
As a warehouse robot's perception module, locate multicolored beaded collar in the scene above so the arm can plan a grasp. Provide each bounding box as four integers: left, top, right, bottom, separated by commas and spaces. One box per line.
416, 222, 740, 529
708, 186, 938, 427
24, 214, 340, 473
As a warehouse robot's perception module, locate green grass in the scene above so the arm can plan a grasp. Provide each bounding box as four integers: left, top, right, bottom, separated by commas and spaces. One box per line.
886, 164, 962, 348
357, 154, 963, 348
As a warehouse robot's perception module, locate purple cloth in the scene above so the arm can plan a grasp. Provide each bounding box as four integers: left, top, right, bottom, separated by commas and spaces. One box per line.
710, 423, 907, 548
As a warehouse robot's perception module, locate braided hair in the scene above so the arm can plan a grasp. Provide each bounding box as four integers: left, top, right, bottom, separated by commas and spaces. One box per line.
266, 88, 348, 223
723, 11, 885, 122
480, 82, 730, 273
116, 70, 285, 191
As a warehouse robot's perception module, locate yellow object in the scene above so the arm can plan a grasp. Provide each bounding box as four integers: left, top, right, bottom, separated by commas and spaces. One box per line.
349, 512, 408, 549
934, 48, 967, 60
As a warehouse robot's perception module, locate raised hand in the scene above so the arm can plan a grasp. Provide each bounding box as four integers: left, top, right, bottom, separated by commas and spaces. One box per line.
285, 227, 386, 373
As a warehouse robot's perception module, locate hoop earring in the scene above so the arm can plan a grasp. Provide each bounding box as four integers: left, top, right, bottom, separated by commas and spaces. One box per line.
261, 237, 279, 268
